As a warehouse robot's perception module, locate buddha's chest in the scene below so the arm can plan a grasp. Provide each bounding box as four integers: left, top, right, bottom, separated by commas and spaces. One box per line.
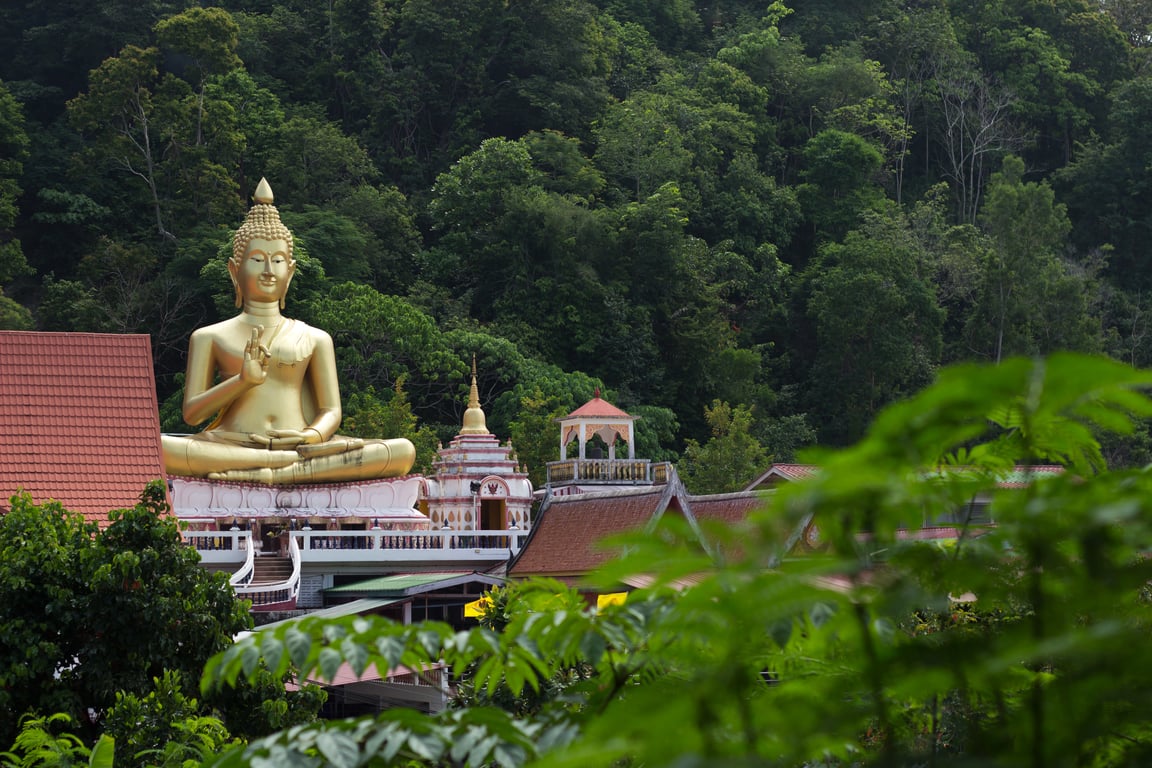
214, 332, 311, 382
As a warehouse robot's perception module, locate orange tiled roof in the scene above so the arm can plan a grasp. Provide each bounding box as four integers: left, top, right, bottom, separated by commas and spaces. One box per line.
993, 465, 1064, 488
509, 487, 666, 576
510, 480, 765, 580
690, 492, 764, 525
766, 463, 818, 480
0, 332, 165, 527
290, 662, 445, 688
743, 463, 818, 491
564, 395, 633, 420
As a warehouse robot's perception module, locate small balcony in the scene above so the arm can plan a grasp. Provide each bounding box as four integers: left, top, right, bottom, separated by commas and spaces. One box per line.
545, 459, 670, 486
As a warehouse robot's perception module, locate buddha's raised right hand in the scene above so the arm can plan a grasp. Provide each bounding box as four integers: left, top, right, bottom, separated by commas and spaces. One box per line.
240, 326, 271, 385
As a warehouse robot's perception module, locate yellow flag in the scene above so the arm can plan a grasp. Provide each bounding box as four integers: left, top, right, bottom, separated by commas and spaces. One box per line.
596, 592, 627, 609
464, 596, 492, 617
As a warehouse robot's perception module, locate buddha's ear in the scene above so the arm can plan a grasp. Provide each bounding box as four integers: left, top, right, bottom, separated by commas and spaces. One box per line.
227, 257, 242, 308
280, 259, 297, 310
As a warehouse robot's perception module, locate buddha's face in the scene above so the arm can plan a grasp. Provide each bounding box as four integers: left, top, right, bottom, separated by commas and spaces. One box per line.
232, 238, 294, 303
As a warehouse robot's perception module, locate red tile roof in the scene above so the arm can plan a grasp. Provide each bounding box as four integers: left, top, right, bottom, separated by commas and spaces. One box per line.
690, 492, 765, 525
0, 332, 165, 527
767, 463, 818, 479
743, 463, 817, 490
287, 662, 446, 689
509, 487, 667, 577
510, 479, 766, 580
564, 395, 633, 420
893, 526, 992, 541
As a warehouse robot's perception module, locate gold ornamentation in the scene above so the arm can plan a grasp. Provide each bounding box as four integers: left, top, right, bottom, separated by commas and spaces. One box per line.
161, 180, 416, 484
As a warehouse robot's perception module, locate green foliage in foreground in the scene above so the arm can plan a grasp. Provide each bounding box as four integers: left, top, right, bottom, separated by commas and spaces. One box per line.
0, 715, 113, 768
0, 482, 251, 746
200, 353, 1152, 766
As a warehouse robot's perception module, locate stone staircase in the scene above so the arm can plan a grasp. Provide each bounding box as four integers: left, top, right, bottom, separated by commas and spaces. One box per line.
251, 555, 293, 585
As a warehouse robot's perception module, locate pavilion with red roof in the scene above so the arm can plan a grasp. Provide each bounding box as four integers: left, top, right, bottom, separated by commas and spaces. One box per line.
0, 331, 166, 527
543, 390, 670, 494
559, 388, 638, 461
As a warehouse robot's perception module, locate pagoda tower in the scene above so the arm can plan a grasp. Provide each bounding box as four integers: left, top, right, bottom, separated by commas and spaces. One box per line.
419, 359, 533, 531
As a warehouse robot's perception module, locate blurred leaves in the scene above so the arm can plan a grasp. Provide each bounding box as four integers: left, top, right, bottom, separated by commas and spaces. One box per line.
201, 354, 1152, 766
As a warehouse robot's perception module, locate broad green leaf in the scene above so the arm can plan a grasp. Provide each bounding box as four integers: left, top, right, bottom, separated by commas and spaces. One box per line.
406, 731, 445, 761
318, 647, 342, 682
375, 635, 405, 669
341, 636, 368, 677
88, 735, 114, 768
240, 641, 261, 678
285, 626, 312, 668
315, 731, 359, 768
260, 634, 285, 676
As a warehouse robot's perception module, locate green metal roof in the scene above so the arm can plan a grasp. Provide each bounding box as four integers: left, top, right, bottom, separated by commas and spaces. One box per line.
324, 572, 499, 596
255, 597, 403, 632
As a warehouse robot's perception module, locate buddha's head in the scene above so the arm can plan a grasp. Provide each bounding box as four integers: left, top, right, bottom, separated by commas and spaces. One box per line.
229, 178, 296, 308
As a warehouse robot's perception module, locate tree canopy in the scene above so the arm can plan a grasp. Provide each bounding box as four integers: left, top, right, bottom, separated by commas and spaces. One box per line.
0, 482, 251, 746
2, 0, 1149, 465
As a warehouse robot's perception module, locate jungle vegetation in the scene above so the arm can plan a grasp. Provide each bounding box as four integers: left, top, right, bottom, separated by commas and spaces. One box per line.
10, 4, 1152, 764
6, 0, 1152, 488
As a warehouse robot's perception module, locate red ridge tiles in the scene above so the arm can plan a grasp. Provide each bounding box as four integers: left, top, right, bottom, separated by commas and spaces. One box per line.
0, 332, 165, 527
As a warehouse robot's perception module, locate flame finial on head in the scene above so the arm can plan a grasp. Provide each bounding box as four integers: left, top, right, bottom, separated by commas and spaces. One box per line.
254, 177, 274, 205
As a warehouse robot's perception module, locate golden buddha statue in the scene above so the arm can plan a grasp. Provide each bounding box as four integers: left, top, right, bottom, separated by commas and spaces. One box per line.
161, 179, 416, 484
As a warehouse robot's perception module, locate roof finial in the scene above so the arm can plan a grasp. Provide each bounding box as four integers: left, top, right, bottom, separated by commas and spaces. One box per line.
460, 354, 489, 435
594, 387, 601, 399
468, 355, 481, 410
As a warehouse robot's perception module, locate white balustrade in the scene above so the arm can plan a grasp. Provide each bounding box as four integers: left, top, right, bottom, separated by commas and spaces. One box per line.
182, 529, 251, 566
234, 534, 301, 608
184, 527, 527, 608
289, 528, 529, 563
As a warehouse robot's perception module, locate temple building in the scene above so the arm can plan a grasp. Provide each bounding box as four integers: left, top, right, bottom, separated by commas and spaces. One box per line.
174, 361, 533, 613
744, 462, 1066, 553
418, 360, 533, 532
510, 471, 761, 596
510, 388, 763, 601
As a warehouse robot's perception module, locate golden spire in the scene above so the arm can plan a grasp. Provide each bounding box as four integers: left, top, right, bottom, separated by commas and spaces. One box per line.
460, 354, 489, 435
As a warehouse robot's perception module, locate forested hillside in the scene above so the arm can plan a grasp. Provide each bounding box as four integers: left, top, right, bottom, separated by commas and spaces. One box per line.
2, 0, 1149, 481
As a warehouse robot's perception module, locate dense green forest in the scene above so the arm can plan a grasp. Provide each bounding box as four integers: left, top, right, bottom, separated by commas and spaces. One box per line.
3, 0, 1152, 481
